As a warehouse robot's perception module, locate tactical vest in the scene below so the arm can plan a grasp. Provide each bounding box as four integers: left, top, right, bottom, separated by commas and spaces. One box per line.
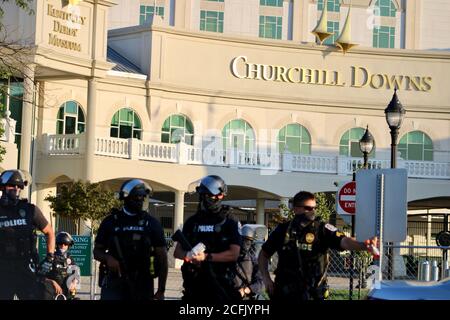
186, 206, 233, 254
47, 252, 72, 288
0, 200, 38, 263
108, 209, 156, 276
275, 217, 329, 297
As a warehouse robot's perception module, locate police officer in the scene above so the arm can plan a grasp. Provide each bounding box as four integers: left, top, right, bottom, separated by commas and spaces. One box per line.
41, 231, 80, 300
0, 169, 56, 300
93, 179, 168, 300
234, 224, 264, 300
258, 191, 378, 302
174, 175, 242, 303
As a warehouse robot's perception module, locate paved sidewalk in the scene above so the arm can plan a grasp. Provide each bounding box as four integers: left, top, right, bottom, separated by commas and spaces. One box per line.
77, 268, 351, 300
77, 268, 183, 300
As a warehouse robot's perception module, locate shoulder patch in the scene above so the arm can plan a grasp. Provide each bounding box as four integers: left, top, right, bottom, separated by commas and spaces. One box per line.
324, 223, 338, 232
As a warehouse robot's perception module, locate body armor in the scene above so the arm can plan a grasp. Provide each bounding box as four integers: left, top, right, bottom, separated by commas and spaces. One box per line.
275, 216, 330, 301
0, 200, 38, 265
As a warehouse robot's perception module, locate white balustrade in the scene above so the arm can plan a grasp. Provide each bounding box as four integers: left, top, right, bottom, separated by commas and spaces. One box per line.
44, 135, 450, 180
138, 141, 177, 162
343, 157, 391, 174
47, 134, 81, 155
95, 137, 129, 158
404, 161, 450, 179
291, 154, 337, 173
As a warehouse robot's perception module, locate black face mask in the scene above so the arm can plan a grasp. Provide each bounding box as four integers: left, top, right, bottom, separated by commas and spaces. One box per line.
124, 196, 145, 214
200, 194, 223, 214
0, 188, 19, 207
296, 210, 316, 225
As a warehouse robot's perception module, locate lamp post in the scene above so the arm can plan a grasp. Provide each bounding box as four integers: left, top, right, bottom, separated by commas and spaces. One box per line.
349, 125, 375, 300
384, 89, 406, 280
359, 126, 374, 169
384, 89, 406, 169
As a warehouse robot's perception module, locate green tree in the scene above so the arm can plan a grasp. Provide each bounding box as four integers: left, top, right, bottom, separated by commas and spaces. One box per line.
45, 180, 121, 234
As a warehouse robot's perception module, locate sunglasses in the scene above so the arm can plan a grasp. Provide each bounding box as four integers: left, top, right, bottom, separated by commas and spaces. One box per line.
298, 205, 316, 211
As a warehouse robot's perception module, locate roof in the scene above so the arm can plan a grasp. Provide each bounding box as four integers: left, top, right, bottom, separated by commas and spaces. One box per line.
107, 46, 144, 75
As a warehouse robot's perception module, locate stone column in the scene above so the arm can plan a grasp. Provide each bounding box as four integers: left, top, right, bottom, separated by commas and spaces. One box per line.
19, 65, 36, 196
292, 0, 303, 42
19, 65, 37, 199
173, 190, 185, 232
256, 198, 265, 225
85, 78, 97, 182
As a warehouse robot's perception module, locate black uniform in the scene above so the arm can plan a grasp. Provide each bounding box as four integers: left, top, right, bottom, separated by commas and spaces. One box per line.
42, 250, 78, 300
180, 207, 242, 303
95, 208, 166, 300
0, 200, 48, 300
234, 241, 264, 300
262, 215, 345, 301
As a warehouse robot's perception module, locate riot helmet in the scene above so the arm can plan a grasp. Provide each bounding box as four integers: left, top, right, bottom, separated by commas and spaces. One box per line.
195, 175, 227, 214
119, 179, 152, 214
56, 231, 74, 247
0, 169, 31, 206
240, 224, 256, 241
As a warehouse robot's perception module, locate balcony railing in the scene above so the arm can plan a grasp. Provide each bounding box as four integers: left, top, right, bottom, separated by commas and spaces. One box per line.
44, 134, 450, 179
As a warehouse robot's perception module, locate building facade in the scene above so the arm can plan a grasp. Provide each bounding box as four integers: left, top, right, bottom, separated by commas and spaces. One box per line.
0, 0, 449, 238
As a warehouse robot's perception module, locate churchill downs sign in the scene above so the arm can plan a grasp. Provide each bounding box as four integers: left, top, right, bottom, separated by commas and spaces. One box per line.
231, 56, 432, 92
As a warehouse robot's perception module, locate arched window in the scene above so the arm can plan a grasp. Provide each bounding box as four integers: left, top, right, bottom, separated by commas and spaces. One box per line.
161, 114, 194, 145
110, 108, 142, 139
56, 101, 85, 134
399, 131, 433, 161
278, 123, 311, 154
373, 0, 396, 48
318, 0, 340, 12
222, 119, 255, 152
339, 127, 375, 157
317, 0, 341, 45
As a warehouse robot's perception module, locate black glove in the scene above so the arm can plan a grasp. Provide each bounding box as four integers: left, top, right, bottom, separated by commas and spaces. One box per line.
39, 253, 54, 275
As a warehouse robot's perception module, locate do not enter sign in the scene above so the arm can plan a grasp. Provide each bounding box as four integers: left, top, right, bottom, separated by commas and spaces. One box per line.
337, 181, 356, 215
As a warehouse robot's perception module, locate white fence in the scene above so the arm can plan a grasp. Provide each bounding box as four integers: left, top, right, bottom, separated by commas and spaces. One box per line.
44, 134, 450, 179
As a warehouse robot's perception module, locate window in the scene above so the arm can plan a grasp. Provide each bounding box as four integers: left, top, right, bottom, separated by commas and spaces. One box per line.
373, 26, 395, 48
259, 16, 282, 39
375, 0, 396, 17
318, 0, 340, 12
260, 0, 283, 7
339, 127, 375, 157
278, 123, 311, 154
372, 0, 396, 48
222, 119, 255, 153
56, 101, 85, 135
139, 5, 165, 25
0, 77, 23, 166
200, 11, 224, 33
399, 131, 433, 161
110, 108, 142, 139
324, 20, 339, 45
161, 114, 194, 145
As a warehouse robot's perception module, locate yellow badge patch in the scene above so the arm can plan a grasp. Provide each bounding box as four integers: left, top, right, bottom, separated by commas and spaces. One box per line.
305, 233, 315, 243
336, 232, 345, 237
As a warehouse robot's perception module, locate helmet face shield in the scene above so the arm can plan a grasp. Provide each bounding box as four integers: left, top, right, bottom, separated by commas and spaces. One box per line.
120, 179, 152, 199
120, 179, 153, 214
195, 175, 227, 196
0, 170, 31, 189
56, 231, 75, 246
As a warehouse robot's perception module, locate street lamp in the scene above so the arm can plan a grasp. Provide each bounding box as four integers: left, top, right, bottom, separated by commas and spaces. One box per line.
384, 89, 406, 281
384, 89, 406, 169
359, 126, 374, 169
